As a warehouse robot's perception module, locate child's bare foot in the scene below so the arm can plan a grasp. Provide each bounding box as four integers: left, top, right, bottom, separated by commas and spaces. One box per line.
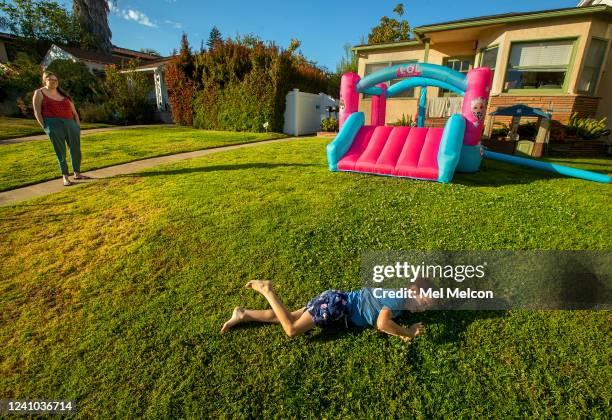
220, 306, 245, 333
244, 280, 272, 294
400, 322, 424, 342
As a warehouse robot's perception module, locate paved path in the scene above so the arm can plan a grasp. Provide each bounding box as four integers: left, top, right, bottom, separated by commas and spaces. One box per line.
0, 137, 298, 206
0, 124, 173, 145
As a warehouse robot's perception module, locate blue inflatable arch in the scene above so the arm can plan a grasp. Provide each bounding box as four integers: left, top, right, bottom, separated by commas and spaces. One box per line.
356, 63, 467, 97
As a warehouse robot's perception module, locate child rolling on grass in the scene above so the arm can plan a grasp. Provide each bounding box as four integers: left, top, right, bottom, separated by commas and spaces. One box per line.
221, 277, 435, 341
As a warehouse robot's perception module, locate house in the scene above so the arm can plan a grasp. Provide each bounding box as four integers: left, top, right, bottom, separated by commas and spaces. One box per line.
40, 44, 172, 121
352, 3, 612, 135
40, 43, 160, 72
120, 57, 173, 123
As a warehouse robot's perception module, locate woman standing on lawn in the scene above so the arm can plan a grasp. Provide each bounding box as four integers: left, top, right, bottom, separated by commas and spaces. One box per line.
32, 71, 90, 186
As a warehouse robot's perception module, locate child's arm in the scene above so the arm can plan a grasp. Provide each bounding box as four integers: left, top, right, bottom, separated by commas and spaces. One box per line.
376, 307, 423, 342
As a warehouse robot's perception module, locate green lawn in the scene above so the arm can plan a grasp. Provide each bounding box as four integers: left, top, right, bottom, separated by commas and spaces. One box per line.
0, 126, 286, 191
0, 138, 610, 417
0, 117, 113, 140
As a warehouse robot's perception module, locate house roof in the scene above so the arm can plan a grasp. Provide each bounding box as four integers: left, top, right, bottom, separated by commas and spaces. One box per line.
0, 32, 18, 41
58, 45, 127, 66
353, 5, 612, 51
133, 56, 173, 70
110, 46, 161, 61
0, 31, 160, 62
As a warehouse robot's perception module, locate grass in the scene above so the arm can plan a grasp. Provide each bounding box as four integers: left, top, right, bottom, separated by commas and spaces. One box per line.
0, 138, 611, 417
0, 126, 286, 191
0, 117, 113, 140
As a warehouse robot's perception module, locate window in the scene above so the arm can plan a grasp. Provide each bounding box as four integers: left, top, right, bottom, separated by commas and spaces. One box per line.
364, 60, 416, 98
440, 57, 474, 96
578, 38, 608, 95
481, 46, 498, 80
504, 39, 575, 91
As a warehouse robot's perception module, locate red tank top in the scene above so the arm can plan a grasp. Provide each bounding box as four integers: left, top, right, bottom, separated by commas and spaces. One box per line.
41, 91, 74, 119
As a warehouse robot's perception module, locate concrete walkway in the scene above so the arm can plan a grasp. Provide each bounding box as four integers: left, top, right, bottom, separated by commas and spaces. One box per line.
0, 124, 173, 145
0, 137, 298, 206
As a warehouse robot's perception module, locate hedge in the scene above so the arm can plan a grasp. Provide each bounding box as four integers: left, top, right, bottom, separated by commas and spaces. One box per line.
167, 36, 332, 132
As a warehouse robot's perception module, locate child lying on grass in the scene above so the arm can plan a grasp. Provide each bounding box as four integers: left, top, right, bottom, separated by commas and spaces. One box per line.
221, 277, 434, 341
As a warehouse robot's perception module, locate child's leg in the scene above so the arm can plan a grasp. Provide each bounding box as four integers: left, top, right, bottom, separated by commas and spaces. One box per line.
243, 307, 306, 323
244, 280, 314, 337
221, 307, 305, 333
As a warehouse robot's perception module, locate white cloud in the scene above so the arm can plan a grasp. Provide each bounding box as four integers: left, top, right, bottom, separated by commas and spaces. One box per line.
164, 19, 183, 29
123, 9, 157, 27
107, 1, 157, 28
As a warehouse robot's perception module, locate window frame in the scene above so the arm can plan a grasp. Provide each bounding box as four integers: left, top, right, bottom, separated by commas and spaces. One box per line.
362, 59, 418, 100
577, 36, 609, 96
502, 36, 579, 94
478, 44, 499, 70
439, 55, 474, 97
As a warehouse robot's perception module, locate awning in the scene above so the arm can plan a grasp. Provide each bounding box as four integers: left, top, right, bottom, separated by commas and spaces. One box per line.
489, 104, 550, 118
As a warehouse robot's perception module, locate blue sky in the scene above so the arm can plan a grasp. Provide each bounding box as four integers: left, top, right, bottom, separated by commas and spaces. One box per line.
67, 0, 577, 70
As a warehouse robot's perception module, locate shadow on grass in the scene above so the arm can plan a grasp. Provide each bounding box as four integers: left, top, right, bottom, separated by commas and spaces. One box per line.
413, 310, 508, 344
455, 157, 612, 187
126, 162, 322, 177
542, 158, 612, 168
455, 162, 564, 187
299, 310, 508, 344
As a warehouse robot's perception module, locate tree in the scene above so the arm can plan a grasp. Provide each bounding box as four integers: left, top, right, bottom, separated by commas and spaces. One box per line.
139, 48, 161, 56
72, 0, 112, 53
0, 0, 82, 48
368, 3, 410, 44
336, 43, 358, 74
207, 26, 222, 50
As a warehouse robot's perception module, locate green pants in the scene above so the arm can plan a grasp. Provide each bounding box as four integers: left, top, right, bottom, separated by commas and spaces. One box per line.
44, 117, 81, 176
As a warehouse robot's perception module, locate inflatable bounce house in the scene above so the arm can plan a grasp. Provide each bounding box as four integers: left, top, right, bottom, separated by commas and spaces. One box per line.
327, 63, 610, 184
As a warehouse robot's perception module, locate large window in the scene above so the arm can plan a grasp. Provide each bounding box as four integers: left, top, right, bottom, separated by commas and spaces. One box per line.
504, 39, 575, 91
440, 56, 474, 96
578, 38, 608, 95
364, 60, 416, 98
480, 46, 498, 80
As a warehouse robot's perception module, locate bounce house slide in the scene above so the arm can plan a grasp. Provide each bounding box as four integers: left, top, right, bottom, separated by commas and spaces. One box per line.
328, 111, 467, 183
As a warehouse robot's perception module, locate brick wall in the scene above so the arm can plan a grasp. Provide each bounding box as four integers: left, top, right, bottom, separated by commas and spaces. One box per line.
425, 94, 602, 132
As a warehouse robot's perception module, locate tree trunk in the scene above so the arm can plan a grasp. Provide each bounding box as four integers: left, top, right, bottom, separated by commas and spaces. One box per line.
73, 0, 112, 53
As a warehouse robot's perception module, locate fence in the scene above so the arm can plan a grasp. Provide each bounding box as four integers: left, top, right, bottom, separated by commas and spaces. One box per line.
283, 89, 338, 136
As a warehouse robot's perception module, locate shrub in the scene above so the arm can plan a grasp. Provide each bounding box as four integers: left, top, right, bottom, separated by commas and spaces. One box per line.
102, 62, 155, 124
45, 59, 101, 107
566, 112, 611, 140
166, 34, 196, 126
167, 34, 334, 132
391, 113, 415, 126
79, 102, 113, 123
491, 122, 509, 137
0, 53, 42, 116
321, 117, 338, 132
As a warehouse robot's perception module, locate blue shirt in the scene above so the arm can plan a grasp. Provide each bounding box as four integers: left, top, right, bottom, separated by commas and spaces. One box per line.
345, 288, 406, 327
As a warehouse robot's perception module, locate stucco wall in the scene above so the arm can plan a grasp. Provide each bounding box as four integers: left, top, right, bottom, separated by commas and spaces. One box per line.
355, 13, 611, 126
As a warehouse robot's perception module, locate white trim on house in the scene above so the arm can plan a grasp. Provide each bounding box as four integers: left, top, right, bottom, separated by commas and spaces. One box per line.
41, 44, 78, 69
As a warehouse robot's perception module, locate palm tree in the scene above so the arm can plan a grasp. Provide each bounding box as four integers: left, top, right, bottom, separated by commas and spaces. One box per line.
73, 0, 112, 53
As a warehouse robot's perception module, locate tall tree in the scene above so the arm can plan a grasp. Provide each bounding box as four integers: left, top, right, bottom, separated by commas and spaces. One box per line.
207, 26, 222, 50
368, 3, 410, 44
336, 43, 358, 74
72, 0, 112, 53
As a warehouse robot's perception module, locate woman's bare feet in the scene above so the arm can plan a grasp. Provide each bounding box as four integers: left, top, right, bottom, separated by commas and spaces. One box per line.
244, 280, 272, 294
220, 306, 246, 333
400, 322, 424, 343
62, 175, 72, 186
